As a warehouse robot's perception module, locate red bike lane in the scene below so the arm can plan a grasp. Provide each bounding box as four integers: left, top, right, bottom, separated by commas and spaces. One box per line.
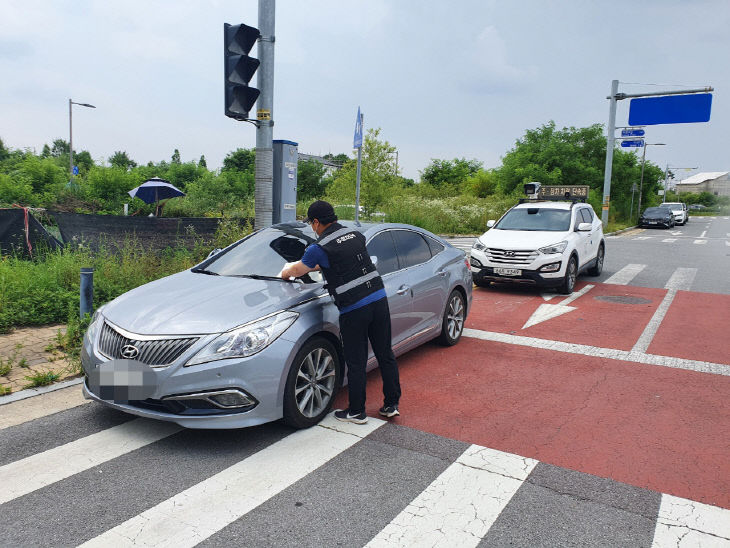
335, 282, 730, 509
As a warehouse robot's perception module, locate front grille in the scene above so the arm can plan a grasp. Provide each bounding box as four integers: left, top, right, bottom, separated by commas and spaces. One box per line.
98, 322, 199, 367
485, 248, 538, 265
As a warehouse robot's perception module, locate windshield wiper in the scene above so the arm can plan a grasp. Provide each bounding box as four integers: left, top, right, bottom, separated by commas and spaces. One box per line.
233, 274, 298, 283
191, 268, 219, 275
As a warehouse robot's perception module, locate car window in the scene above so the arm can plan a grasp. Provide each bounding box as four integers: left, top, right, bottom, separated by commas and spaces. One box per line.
580, 208, 593, 223
366, 231, 399, 275
392, 230, 432, 269
426, 237, 444, 255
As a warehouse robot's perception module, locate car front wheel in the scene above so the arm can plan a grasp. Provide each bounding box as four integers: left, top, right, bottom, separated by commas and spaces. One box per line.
558, 256, 577, 294
588, 244, 604, 276
283, 337, 341, 429
438, 290, 465, 346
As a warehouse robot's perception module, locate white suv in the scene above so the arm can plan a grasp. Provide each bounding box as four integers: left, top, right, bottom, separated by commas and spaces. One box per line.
470, 200, 605, 294
662, 202, 688, 225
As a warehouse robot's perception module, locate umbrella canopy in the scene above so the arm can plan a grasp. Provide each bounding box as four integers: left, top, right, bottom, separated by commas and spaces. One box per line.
128, 178, 185, 204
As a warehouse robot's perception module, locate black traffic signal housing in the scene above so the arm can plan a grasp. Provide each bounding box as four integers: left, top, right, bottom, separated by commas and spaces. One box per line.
224, 23, 261, 120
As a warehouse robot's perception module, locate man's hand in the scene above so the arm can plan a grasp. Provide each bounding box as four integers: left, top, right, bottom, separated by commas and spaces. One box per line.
280, 260, 316, 279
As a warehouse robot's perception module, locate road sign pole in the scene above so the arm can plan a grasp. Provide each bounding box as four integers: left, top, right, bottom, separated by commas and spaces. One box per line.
601, 79, 618, 227
638, 143, 648, 216
354, 112, 363, 222
254, 0, 275, 230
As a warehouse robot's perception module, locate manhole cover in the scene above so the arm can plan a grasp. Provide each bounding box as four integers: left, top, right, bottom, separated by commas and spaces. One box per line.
594, 295, 651, 305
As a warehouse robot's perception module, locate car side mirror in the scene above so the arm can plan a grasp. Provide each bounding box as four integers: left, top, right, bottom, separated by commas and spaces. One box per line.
370, 255, 378, 266
577, 222, 592, 232
487, 220, 496, 228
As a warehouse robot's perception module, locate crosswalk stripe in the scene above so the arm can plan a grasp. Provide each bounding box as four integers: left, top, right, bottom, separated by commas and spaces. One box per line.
79, 416, 384, 548
604, 263, 646, 285
661, 238, 677, 243
0, 419, 181, 505
651, 494, 730, 546
693, 239, 708, 244
366, 445, 537, 547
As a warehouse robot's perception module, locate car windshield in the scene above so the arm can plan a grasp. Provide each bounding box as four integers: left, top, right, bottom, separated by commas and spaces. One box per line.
644, 207, 670, 215
495, 208, 571, 231
197, 224, 324, 283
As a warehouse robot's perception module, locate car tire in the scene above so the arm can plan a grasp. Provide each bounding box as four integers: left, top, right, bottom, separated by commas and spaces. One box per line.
438, 289, 466, 346
283, 336, 341, 429
558, 256, 577, 295
588, 244, 604, 276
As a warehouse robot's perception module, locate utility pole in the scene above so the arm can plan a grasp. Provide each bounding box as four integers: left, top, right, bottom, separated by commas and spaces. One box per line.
68, 99, 95, 183
637, 143, 665, 216
254, 0, 275, 229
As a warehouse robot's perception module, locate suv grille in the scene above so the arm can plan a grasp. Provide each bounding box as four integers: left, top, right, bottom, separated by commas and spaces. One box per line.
486, 248, 538, 265
98, 322, 199, 367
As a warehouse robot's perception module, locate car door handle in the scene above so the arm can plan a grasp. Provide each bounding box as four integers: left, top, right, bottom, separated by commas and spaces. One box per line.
436, 270, 448, 277
396, 285, 410, 295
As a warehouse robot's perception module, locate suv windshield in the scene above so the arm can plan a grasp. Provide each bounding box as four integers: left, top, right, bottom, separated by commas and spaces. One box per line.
197, 225, 323, 282
495, 208, 571, 231
644, 207, 671, 215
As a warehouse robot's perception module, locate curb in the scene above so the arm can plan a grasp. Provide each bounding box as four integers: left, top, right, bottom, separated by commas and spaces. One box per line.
0, 377, 84, 405
605, 225, 638, 236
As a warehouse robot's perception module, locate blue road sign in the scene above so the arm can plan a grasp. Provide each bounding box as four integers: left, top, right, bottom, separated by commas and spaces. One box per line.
629, 93, 712, 126
620, 140, 644, 148
353, 107, 363, 148
73, 165, 79, 175
621, 128, 645, 137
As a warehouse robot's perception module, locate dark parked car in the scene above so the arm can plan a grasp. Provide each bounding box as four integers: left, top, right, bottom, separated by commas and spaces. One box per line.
639, 206, 675, 228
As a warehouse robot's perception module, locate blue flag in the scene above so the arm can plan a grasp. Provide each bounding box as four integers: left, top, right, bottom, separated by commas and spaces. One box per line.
353, 107, 363, 148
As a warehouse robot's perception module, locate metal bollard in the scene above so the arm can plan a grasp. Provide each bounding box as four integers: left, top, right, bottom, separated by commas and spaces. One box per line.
80, 267, 94, 319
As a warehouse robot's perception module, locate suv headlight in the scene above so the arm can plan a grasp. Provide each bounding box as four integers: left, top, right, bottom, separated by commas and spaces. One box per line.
186, 310, 299, 366
472, 239, 486, 251
539, 241, 568, 255
85, 306, 105, 344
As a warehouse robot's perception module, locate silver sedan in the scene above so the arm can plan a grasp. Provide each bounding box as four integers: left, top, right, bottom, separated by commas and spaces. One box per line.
81, 221, 472, 429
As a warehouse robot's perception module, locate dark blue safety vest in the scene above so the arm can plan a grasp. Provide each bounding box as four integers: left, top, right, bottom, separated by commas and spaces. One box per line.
315, 222, 384, 309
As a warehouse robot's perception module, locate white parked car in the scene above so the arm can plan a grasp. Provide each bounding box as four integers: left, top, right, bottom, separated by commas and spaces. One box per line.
470, 199, 605, 294
662, 202, 688, 225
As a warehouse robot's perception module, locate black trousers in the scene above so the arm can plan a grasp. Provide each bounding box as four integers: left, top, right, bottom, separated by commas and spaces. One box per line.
339, 297, 401, 414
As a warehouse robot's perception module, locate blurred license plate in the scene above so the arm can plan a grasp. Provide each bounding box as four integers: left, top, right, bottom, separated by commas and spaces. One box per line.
494, 267, 521, 276
648, 221, 657, 224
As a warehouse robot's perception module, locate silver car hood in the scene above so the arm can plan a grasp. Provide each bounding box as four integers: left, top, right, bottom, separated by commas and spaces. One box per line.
102, 270, 325, 335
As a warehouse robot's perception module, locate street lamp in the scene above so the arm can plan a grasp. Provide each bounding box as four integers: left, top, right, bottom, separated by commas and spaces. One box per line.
637, 142, 665, 218
663, 165, 697, 202
69, 98, 96, 182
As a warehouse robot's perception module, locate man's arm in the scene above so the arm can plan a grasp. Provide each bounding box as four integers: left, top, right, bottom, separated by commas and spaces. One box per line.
280, 261, 316, 279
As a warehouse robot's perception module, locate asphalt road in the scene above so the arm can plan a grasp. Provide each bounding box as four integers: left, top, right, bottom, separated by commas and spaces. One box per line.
1, 217, 729, 547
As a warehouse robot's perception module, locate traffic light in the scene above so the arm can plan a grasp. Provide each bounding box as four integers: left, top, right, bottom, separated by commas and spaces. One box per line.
224, 23, 261, 120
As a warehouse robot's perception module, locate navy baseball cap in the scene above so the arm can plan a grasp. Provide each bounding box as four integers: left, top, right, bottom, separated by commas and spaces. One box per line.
305, 200, 337, 224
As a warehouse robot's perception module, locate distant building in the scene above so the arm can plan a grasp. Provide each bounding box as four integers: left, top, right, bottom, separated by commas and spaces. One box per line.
298, 153, 343, 177
674, 172, 730, 197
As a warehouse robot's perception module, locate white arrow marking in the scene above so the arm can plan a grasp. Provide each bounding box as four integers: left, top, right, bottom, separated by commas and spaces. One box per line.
541, 294, 557, 301
522, 285, 594, 329
670, 231, 682, 236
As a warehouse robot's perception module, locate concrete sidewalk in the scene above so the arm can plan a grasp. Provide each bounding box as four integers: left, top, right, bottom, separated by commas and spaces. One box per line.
0, 324, 76, 396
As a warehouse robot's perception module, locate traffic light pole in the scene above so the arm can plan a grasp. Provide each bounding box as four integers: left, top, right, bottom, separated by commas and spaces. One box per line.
254, 0, 275, 230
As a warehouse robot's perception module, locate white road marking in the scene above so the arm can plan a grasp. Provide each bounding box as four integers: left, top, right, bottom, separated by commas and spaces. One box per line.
693, 239, 707, 245
670, 231, 683, 236
651, 494, 730, 547
726, 241, 730, 247
541, 294, 557, 301
633, 236, 653, 240
0, 419, 181, 505
632, 268, 697, 354
0, 384, 88, 430
366, 445, 537, 548
662, 238, 677, 243
700, 230, 707, 238
522, 285, 594, 329
462, 327, 729, 376
80, 416, 385, 548
604, 263, 646, 285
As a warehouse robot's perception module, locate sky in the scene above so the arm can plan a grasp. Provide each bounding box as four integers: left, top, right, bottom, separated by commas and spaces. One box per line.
1, 0, 728, 182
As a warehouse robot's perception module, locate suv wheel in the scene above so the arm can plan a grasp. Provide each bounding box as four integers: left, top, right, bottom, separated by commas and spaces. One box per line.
588, 244, 604, 276
438, 290, 465, 346
558, 256, 577, 294
283, 337, 341, 429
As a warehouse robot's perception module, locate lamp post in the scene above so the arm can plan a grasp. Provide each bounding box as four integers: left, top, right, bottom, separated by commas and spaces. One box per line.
637, 142, 665, 218
69, 99, 96, 182
663, 165, 697, 202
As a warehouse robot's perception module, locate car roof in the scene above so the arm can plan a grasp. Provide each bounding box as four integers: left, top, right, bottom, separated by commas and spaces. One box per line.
512, 201, 576, 211
271, 220, 442, 239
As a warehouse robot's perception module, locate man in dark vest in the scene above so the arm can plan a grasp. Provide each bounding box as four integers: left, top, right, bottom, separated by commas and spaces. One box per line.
280, 200, 401, 424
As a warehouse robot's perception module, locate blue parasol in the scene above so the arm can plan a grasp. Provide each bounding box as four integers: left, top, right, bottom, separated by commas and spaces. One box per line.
128, 178, 185, 204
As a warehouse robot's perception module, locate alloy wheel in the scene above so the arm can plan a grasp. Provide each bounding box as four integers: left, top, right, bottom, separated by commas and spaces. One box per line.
294, 347, 336, 418
446, 294, 465, 340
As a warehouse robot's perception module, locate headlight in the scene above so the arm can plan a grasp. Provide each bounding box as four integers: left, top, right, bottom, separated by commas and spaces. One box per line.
539, 241, 568, 255
472, 239, 486, 251
85, 306, 105, 343
186, 310, 299, 366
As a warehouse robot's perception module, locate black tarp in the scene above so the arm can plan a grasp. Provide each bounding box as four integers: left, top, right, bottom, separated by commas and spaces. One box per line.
49, 212, 247, 252
0, 208, 63, 258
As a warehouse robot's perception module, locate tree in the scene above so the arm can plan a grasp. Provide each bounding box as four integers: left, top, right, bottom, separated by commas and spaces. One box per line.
222, 148, 255, 173
171, 149, 181, 164
465, 169, 498, 197
40, 144, 51, 158
420, 158, 482, 192
198, 155, 207, 169
297, 159, 327, 200
109, 150, 137, 171
0, 138, 10, 163
74, 150, 94, 173
323, 153, 350, 167
50, 139, 70, 157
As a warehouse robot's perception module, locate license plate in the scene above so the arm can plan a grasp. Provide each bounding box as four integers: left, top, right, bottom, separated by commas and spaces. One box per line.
648, 221, 657, 224
494, 267, 522, 276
